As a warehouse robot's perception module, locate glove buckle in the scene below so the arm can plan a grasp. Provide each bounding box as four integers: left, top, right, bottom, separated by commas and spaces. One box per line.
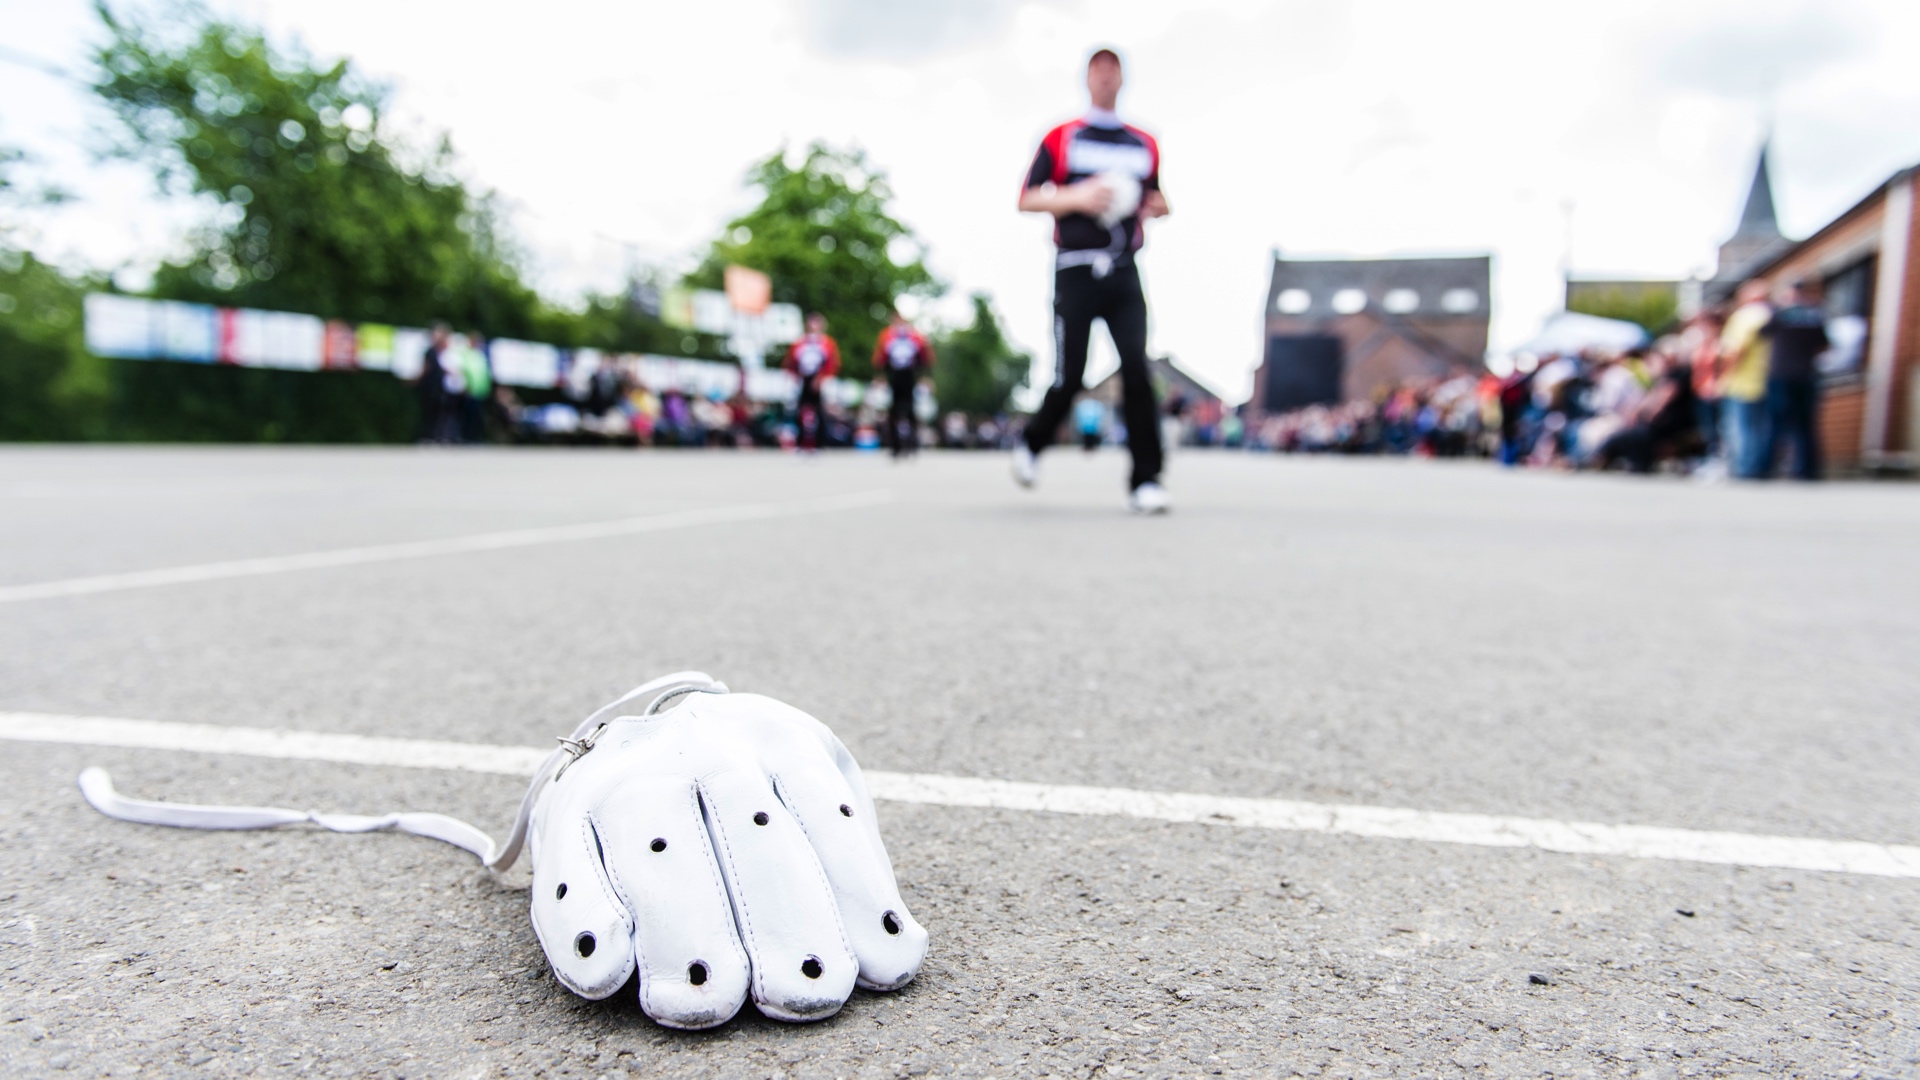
552, 723, 607, 781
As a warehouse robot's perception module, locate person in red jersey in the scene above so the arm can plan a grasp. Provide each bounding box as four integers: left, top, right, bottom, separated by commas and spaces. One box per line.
873, 310, 936, 458
785, 312, 841, 453
1014, 47, 1172, 514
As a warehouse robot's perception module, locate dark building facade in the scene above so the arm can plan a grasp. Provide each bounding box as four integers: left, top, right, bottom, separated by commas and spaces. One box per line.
1251, 254, 1490, 416
1746, 164, 1920, 473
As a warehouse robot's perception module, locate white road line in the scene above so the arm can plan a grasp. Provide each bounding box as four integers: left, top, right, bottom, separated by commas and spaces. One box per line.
6, 712, 1917, 879
0, 489, 893, 604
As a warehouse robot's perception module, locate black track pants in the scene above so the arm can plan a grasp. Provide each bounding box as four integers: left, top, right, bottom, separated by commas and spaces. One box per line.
886, 368, 919, 456
1024, 263, 1162, 490
796, 380, 825, 450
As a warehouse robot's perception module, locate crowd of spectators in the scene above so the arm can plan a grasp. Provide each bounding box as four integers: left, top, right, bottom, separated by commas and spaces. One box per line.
1246, 375, 1491, 457
1241, 277, 1835, 480
417, 343, 1021, 452
417, 275, 1831, 479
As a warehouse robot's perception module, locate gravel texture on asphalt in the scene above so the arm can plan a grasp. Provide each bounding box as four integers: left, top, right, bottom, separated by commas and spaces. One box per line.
1, 446, 1916, 1078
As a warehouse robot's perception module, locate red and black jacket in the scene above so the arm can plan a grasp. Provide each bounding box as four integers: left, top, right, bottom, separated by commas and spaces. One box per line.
1023, 119, 1160, 255
784, 333, 841, 385
874, 326, 935, 374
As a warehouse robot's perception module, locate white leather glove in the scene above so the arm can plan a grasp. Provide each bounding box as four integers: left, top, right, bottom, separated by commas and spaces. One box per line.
1096, 170, 1142, 226
527, 682, 927, 1028
76, 672, 927, 1030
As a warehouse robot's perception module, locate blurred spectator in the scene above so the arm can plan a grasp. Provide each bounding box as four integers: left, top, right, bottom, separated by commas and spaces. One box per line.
1682, 310, 1725, 461
464, 334, 495, 443
1761, 278, 1830, 481
1719, 279, 1775, 479
1251, 373, 1486, 458
1593, 349, 1699, 473
415, 323, 453, 444
1074, 396, 1108, 451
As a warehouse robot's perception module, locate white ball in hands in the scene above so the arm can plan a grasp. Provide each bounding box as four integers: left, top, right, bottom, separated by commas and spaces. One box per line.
1096, 171, 1141, 226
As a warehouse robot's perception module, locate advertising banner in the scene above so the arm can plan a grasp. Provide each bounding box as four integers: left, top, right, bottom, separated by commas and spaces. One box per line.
659, 287, 694, 331
691, 290, 732, 335
155, 301, 218, 362
83, 294, 155, 359
355, 324, 395, 371
565, 349, 604, 398
218, 307, 265, 366
390, 328, 429, 380
724, 265, 771, 315
763, 303, 804, 344
490, 338, 562, 389
743, 367, 798, 404
255, 311, 326, 371
322, 321, 358, 369
81, 294, 823, 403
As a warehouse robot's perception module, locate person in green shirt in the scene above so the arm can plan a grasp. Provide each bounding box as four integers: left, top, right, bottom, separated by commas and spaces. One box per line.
455, 333, 493, 443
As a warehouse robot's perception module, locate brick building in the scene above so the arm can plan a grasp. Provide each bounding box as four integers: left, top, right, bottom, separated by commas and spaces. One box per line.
1249, 254, 1490, 418
1743, 164, 1920, 473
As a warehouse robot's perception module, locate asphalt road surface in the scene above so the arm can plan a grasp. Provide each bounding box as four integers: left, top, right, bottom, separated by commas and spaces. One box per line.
1, 446, 1916, 1078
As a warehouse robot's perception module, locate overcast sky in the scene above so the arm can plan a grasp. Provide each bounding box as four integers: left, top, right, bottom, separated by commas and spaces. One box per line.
6, 0, 1920, 400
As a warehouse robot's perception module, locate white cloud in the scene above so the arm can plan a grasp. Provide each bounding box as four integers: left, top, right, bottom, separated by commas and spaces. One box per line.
797, 0, 1025, 59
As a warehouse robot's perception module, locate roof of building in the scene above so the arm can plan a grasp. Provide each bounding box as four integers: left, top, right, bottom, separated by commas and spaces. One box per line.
1747, 162, 1919, 282
1265, 254, 1491, 320
1089, 356, 1225, 403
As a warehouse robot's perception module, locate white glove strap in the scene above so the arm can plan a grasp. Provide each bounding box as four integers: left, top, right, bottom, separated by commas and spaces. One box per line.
77, 766, 500, 858
75, 670, 726, 873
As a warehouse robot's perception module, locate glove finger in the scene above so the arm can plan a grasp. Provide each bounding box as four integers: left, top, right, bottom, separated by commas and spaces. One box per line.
772, 754, 928, 991
699, 767, 858, 1022
528, 806, 634, 1001
594, 778, 751, 1030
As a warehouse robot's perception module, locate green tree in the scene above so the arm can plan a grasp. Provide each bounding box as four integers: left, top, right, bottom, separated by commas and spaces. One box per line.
1566, 284, 1679, 336
91, 1, 543, 337
0, 147, 111, 440
932, 292, 1030, 416
547, 280, 729, 360
689, 143, 940, 380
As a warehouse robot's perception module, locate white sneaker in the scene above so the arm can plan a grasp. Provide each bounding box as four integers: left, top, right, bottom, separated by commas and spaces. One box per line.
1011, 444, 1038, 489
1128, 482, 1170, 514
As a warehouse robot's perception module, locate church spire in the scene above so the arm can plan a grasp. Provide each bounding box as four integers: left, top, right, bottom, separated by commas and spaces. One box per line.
1733, 141, 1782, 240
1714, 139, 1791, 286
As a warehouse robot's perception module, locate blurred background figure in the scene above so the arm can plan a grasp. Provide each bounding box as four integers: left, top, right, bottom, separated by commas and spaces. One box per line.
415, 323, 452, 445
1761, 279, 1830, 482
456, 333, 493, 444
1074, 395, 1108, 451
1682, 310, 1726, 471
1719, 280, 1775, 480
785, 313, 840, 455
874, 310, 935, 459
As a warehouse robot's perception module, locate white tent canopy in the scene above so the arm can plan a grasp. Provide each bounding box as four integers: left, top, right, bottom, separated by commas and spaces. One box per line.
1520, 311, 1651, 357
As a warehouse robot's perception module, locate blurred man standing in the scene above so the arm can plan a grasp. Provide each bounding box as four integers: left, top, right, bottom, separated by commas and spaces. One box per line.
1718, 280, 1775, 479
415, 323, 451, 444
874, 310, 935, 459
1014, 47, 1171, 513
1760, 279, 1830, 481
785, 312, 840, 454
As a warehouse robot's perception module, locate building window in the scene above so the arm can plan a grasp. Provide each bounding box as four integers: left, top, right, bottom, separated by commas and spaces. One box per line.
1820, 256, 1875, 379
1331, 288, 1367, 314
1383, 288, 1419, 314
1440, 288, 1479, 313
1277, 288, 1311, 314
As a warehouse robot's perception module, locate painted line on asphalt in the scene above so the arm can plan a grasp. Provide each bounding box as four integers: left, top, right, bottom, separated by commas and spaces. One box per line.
0, 489, 893, 604
6, 711, 1917, 879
